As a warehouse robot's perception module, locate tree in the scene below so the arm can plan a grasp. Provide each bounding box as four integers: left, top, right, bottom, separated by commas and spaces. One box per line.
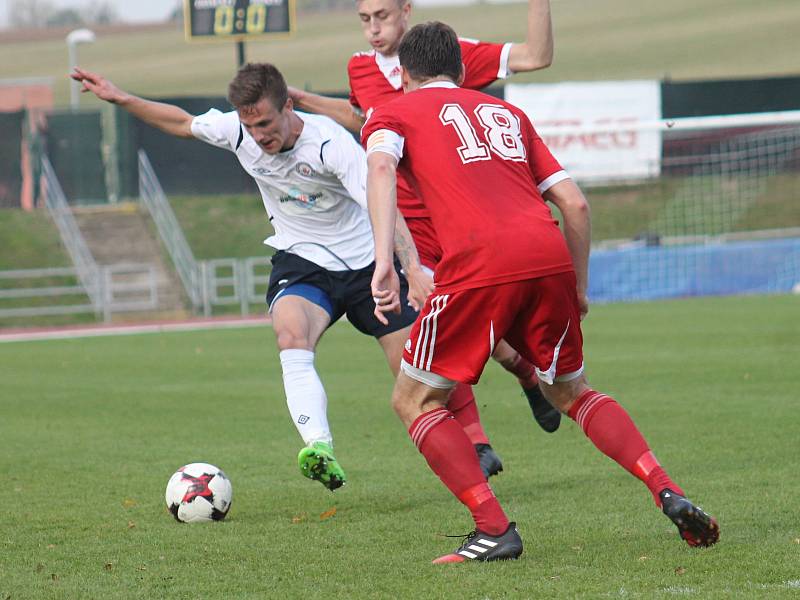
46, 8, 84, 27
9, 0, 56, 28
83, 0, 119, 25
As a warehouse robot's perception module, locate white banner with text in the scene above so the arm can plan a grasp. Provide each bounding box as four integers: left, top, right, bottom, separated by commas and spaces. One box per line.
505, 80, 662, 183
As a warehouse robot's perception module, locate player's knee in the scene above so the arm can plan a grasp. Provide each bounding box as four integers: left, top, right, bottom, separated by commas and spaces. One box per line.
274, 329, 312, 351
541, 376, 588, 413
390, 388, 417, 424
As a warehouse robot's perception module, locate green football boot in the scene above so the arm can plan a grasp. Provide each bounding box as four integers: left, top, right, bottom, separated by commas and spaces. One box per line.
297, 441, 346, 491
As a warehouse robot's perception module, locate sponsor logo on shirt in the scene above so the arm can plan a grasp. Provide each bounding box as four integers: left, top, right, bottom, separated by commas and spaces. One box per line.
279, 187, 324, 207
253, 167, 273, 176
295, 162, 316, 177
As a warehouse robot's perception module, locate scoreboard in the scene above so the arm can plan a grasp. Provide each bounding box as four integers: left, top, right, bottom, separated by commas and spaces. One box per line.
184, 0, 295, 41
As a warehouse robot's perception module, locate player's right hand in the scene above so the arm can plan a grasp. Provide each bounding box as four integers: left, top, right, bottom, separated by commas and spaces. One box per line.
371, 260, 401, 325
70, 67, 126, 104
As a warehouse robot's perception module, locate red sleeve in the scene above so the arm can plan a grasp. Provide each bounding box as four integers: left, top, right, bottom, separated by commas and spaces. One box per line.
360, 104, 404, 149
347, 59, 360, 108
522, 115, 564, 184
460, 39, 506, 90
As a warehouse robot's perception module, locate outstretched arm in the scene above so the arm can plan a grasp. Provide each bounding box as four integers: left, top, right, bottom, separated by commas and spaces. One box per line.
543, 179, 590, 318
70, 67, 194, 139
507, 0, 553, 73
288, 87, 366, 134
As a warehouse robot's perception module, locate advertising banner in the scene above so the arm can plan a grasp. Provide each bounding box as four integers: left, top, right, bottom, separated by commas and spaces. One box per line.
505, 80, 662, 183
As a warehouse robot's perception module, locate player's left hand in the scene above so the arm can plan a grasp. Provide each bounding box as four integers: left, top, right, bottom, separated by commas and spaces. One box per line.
287, 86, 306, 105
371, 260, 401, 325
578, 292, 589, 320
405, 267, 434, 312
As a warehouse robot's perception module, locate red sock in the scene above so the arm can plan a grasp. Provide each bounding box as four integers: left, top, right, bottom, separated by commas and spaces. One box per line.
568, 389, 684, 506
447, 383, 490, 445
500, 353, 538, 389
409, 408, 509, 534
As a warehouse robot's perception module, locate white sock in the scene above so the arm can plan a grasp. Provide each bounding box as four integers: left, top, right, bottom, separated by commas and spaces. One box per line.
279, 349, 332, 446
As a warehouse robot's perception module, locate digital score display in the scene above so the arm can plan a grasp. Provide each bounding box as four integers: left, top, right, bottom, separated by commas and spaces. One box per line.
184, 0, 294, 41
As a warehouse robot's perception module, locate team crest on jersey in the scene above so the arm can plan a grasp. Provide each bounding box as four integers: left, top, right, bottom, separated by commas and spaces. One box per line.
295, 162, 316, 177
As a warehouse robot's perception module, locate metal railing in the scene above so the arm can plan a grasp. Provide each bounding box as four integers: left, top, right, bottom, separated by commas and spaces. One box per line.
0, 264, 158, 321
199, 257, 271, 317
41, 156, 102, 309
138, 150, 202, 309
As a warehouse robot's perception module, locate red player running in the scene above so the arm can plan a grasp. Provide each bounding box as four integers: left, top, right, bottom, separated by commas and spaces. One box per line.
362, 21, 719, 563
291, 0, 561, 480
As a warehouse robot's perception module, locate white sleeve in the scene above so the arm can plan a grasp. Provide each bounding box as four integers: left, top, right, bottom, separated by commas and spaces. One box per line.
190, 108, 242, 151
365, 129, 404, 162
321, 129, 369, 210
538, 171, 570, 194
498, 42, 513, 78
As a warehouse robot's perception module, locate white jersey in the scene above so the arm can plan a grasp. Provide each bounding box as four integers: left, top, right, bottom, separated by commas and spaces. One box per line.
191, 109, 374, 271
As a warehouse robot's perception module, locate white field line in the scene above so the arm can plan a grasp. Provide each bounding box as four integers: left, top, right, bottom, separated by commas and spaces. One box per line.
0, 316, 272, 343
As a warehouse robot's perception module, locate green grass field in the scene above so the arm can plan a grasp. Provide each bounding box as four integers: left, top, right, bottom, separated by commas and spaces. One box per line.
1, 294, 798, 598
2, 0, 800, 106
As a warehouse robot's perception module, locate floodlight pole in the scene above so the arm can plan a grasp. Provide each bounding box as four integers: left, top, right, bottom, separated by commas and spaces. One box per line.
67, 28, 96, 110
237, 41, 246, 68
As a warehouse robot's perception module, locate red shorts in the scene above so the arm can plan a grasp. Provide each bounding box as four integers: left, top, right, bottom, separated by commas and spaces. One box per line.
402, 272, 584, 385
405, 217, 443, 270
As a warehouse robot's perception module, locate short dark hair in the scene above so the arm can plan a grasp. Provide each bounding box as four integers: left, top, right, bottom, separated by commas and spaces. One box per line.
398, 22, 462, 83
227, 63, 288, 111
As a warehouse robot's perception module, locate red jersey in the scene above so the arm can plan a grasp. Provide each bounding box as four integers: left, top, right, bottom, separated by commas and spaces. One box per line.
362, 82, 574, 294
348, 39, 511, 219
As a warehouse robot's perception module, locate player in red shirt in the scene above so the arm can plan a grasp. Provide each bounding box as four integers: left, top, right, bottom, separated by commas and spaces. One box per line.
363, 22, 720, 563
291, 0, 561, 479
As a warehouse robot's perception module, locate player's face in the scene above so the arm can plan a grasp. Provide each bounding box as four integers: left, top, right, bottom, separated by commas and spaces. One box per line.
356, 0, 411, 56
238, 96, 293, 154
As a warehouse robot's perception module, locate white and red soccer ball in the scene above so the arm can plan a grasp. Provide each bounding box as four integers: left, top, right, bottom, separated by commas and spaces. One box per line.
165, 463, 232, 523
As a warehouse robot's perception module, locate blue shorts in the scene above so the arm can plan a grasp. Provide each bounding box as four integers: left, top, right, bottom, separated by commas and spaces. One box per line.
265, 251, 418, 338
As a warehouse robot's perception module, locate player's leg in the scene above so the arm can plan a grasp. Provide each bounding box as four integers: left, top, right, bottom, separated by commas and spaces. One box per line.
447, 383, 503, 478
541, 374, 719, 547
266, 253, 346, 491
414, 257, 503, 477
373, 311, 503, 479
368, 258, 503, 479
509, 272, 719, 547
397, 286, 525, 562
394, 368, 521, 563
491, 339, 561, 433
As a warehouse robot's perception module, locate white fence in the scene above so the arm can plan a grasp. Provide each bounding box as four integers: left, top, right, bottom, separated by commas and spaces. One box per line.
199, 257, 272, 317
0, 264, 158, 323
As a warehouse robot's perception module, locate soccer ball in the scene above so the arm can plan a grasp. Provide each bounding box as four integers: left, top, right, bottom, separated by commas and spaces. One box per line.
165, 463, 233, 523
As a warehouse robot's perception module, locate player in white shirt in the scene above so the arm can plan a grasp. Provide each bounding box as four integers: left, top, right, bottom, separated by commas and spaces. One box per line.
71, 63, 427, 491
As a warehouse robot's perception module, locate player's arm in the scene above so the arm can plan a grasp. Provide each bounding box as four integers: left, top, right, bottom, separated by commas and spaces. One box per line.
542, 179, 591, 318
507, 0, 554, 73
366, 150, 402, 324
71, 67, 194, 138
288, 87, 366, 134
394, 213, 434, 311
